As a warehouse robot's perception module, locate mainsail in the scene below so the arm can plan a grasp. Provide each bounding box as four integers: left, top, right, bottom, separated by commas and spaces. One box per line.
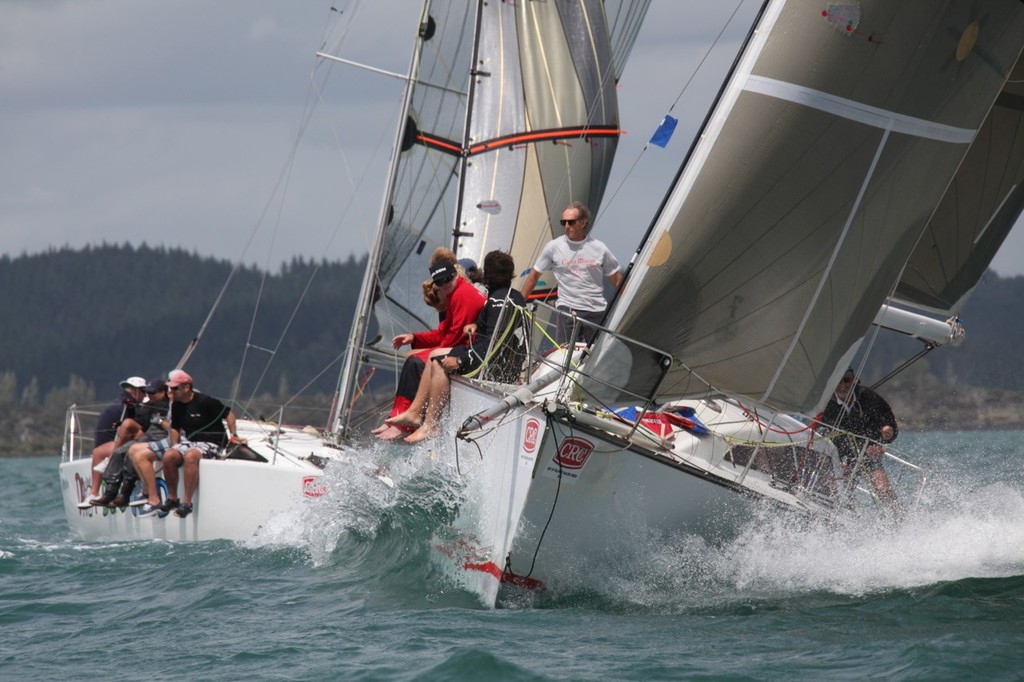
331, 0, 649, 433
601, 0, 1024, 414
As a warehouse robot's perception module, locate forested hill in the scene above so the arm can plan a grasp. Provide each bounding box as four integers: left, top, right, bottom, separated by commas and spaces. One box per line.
0, 244, 1022, 410
0, 244, 364, 406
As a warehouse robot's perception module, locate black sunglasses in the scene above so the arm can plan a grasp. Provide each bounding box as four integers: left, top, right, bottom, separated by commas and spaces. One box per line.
560, 218, 581, 226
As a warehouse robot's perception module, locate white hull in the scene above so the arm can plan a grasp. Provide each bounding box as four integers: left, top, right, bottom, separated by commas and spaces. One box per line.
435, 377, 917, 607
60, 417, 344, 542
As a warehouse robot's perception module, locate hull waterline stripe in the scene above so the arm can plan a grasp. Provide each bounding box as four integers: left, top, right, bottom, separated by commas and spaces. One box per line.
744, 75, 976, 144
463, 560, 545, 590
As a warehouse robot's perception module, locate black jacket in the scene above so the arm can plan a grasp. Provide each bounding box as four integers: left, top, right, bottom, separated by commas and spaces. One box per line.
450, 286, 527, 376
821, 384, 898, 444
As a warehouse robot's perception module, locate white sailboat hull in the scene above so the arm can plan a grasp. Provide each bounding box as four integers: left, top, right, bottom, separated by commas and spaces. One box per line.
436, 378, 900, 607
60, 418, 340, 542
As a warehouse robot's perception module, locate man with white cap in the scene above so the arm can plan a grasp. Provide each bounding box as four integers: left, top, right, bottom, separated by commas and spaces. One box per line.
132, 369, 242, 518
77, 376, 147, 508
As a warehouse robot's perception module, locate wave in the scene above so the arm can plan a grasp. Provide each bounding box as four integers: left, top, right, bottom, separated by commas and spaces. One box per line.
246, 437, 483, 606
238, 430, 1024, 612
525, 472, 1024, 612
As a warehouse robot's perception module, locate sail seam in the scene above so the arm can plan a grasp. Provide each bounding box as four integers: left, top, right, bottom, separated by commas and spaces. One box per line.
762, 126, 893, 405
744, 75, 976, 144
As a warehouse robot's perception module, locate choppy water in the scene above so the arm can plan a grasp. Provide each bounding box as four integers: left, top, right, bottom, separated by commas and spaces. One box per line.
2, 431, 1023, 680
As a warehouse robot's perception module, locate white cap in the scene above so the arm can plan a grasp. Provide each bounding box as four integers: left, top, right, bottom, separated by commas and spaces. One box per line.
119, 376, 146, 389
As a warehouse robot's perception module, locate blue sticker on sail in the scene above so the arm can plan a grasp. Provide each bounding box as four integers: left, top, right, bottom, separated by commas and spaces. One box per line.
649, 114, 678, 148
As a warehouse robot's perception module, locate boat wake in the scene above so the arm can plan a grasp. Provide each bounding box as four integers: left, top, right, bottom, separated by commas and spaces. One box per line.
244, 434, 477, 600
244, 430, 1024, 611
524, 471, 1024, 611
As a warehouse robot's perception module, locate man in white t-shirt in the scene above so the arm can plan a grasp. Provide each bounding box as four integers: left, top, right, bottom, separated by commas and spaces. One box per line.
521, 201, 622, 344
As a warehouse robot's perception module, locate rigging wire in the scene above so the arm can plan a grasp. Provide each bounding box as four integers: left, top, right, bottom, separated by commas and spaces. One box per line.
597, 0, 750, 222
177, 0, 405, 417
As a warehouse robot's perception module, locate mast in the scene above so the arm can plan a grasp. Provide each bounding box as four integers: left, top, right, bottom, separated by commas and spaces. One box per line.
330, 3, 433, 436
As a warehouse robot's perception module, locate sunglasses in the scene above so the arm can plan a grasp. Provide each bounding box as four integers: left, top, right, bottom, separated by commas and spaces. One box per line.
840, 376, 854, 384
168, 385, 189, 392
560, 218, 581, 226
435, 275, 455, 285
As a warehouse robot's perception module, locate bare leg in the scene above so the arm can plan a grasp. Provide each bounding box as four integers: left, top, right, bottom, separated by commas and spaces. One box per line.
88, 442, 115, 495
388, 350, 451, 428
130, 446, 161, 505
405, 366, 452, 443
162, 449, 183, 502
870, 467, 901, 512
182, 448, 203, 505
388, 361, 437, 428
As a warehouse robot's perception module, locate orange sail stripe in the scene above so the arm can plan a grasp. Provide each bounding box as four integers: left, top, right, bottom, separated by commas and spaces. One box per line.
412, 126, 622, 158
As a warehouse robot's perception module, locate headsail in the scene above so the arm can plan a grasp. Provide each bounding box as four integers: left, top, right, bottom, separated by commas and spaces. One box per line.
331, 0, 648, 434
896, 52, 1024, 313
600, 0, 1024, 414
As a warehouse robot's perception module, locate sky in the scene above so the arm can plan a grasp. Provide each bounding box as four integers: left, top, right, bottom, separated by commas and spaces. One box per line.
3, 0, 1023, 278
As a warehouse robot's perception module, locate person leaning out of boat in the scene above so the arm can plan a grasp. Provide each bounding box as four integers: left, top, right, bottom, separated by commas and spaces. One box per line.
393, 250, 527, 443
374, 260, 486, 440
817, 368, 901, 512
520, 201, 622, 345
78, 376, 147, 508
131, 369, 244, 518
88, 377, 171, 509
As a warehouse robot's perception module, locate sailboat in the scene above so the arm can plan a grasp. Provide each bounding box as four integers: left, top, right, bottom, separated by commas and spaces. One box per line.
58, 1, 1024, 604
57, 0, 651, 542
385, 1, 1024, 606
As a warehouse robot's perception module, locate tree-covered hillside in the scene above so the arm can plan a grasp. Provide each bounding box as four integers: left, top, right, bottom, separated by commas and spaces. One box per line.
0, 244, 365, 406
0, 246, 1022, 456
0, 245, 1021, 412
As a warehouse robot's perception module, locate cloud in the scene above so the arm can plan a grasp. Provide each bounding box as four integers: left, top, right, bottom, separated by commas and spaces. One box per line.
1, 0, 1021, 279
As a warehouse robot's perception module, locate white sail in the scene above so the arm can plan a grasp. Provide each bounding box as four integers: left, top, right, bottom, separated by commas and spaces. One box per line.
601, 0, 1024, 414
333, 0, 646, 433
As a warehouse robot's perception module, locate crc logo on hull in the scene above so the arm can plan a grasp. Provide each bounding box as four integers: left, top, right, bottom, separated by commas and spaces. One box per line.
302, 476, 327, 498
553, 437, 593, 469
523, 418, 541, 454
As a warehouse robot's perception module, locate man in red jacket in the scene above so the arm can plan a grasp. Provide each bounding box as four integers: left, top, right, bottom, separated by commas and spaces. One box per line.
374, 261, 484, 440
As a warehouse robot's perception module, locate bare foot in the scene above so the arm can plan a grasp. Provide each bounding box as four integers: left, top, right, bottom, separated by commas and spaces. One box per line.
377, 426, 407, 441
404, 425, 440, 443
386, 411, 423, 429
371, 423, 389, 435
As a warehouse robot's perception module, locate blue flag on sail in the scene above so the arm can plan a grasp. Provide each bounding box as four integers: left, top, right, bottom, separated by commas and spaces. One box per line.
649, 114, 678, 148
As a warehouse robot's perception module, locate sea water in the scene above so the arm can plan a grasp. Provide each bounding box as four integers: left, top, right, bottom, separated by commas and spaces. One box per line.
2, 431, 1022, 680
